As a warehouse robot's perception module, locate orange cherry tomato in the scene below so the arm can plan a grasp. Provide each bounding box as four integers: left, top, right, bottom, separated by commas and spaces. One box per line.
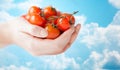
29, 14, 46, 27
45, 23, 60, 39
28, 6, 41, 15
57, 17, 70, 31
43, 6, 57, 18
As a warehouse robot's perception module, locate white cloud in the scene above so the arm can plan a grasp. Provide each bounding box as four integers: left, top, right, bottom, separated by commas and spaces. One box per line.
79, 22, 109, 48
0, 65, 33, 70
79, 11, 120, 49
15, 0, 43, 11
75, 15, 86, 25
82, 50, 120, 70
42, 54, 80, 70
0, 0, 14, 10
82, 51, 102, 70
0, 0, 43, 11
111, 10, 120, 25
109, 0, 120, 9
0, 11, 15, 22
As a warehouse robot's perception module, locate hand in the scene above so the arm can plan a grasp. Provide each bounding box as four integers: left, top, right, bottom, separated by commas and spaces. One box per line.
4, 17, 81, 56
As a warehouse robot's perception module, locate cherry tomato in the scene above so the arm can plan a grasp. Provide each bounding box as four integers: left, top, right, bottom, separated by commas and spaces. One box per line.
43, 6, 57, 18
61, 13, 75, 25
29, 14, 46, 26
57, 17, 70, 31
28, 6, 41, 15
57, 11, 61, 16
45, 23, 60, 39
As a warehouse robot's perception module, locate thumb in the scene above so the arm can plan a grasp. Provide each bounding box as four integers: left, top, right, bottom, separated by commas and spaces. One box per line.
18, 17, 48, 38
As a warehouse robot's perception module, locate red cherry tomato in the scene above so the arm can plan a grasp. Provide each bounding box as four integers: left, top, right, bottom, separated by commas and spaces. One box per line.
61, 13, 75, 25
28, 6, 41, 15
43, 6, 57, 18
45, 23, 60, 39
57, 11, 61, 16
57, 17, 70, 31
29, 14, 46, 26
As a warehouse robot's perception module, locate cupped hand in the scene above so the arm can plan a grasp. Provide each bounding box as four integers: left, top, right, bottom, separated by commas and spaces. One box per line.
9, 17, 81, 56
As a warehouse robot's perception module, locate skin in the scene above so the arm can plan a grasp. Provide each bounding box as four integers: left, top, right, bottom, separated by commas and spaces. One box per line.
0, 17, 81, 56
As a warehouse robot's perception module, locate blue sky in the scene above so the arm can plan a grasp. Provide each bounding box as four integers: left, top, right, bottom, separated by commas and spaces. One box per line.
0, 0, 120, 70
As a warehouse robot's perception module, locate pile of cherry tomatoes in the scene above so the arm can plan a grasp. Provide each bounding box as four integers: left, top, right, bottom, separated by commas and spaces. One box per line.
22, 6, 77, 39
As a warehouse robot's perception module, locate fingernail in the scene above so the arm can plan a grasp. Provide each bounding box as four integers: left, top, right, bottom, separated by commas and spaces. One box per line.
40, 30, 48, 37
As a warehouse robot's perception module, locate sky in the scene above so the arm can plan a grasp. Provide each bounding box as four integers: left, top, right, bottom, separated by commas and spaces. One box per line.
0, 0, 120, 70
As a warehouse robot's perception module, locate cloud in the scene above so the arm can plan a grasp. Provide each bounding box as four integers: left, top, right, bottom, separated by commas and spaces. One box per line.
0, 11, 14, 22
15, 0, 43, 11
109, 0, 120, 9
102, 50, 120, 69
0, 0, 14, 10
82, 50, 120, 70
0, 65, 33, 70
0, 0, 43, 11
111, 10, 120, 25
79, 22, 108, 48
79, 11, 120, 50
77, 5, 120, 69
40, 54, 80, 70
75, 15, 86, 25
81, 51, 102, 70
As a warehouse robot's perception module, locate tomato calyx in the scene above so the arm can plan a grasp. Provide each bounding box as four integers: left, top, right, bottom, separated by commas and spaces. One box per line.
72, 11, 79, 15
70, 11, 79, 24
52, 23, 57, 28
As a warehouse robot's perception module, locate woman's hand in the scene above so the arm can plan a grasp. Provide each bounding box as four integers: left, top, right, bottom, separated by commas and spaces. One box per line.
0, 17, 81, 56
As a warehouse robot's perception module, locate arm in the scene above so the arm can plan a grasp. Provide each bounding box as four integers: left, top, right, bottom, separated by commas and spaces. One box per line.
0, 18, 48, 48
0, 22, 12, 48
0, 17, 81, 56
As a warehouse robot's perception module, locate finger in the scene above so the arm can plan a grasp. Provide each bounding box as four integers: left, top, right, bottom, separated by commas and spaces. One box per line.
17, 17, 48, 38
55, 27, 75, 47
69, 24, 81, 43
63, 24, 81, 51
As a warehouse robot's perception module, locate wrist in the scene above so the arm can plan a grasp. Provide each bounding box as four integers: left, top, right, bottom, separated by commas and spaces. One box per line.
0, 22, 13, 47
